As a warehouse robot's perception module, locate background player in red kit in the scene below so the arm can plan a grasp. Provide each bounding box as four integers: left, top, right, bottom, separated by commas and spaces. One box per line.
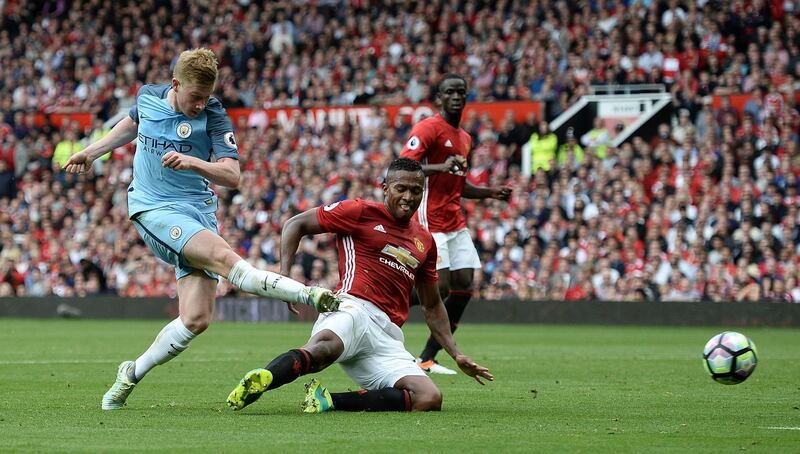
226, 158, 493, 413
401, 74, 512, 374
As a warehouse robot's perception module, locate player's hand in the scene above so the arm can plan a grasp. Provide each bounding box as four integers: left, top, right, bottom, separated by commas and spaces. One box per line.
443, 155, 466, 174
491, 186, 512, 201
286, 302, 300, 316
64, 150, 94, 174
162, 151, 196, 171
455, 354, 494, 385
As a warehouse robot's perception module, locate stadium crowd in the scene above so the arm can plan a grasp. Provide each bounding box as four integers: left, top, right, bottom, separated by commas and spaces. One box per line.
1, 0, 800, 303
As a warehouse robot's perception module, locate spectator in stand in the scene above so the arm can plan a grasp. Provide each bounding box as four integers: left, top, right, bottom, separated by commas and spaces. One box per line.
52, 130, 83, 170
557, 127, 584, 169
0, 160, 14, 200
3, 2, 796, 111
523, 121, 558, 176
581, 117, 611, 159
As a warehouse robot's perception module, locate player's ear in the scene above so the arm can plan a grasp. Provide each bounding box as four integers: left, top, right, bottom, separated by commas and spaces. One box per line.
171, 78, 180, 91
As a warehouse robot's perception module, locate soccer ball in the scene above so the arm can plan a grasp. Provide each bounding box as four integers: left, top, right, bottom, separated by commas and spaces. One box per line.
702, 331, 758, 385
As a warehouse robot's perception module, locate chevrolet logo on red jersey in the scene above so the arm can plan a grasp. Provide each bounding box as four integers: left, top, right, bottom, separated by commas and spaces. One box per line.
381, 245, 420, 269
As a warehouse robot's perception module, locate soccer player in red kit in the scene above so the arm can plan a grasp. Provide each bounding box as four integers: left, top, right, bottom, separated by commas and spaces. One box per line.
226, 158, 492, 412
401, 74, 511, 374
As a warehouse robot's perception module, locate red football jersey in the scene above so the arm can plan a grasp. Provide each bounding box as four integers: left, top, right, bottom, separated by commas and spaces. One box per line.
400, 114, 472, 233
316, 199, 438, 327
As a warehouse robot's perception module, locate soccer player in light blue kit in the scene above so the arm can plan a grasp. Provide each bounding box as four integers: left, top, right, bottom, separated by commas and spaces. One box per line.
64, 48, 340, 410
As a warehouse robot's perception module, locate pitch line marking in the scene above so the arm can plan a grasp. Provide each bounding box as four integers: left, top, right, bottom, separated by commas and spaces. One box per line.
758, 426, 800, 431
0, 358, 240, 365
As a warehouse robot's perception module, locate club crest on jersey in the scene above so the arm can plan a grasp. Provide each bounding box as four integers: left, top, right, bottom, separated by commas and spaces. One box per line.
381, 245, 420, 269
169, 226, 182, 240
414, 238, 425, 252
407, 136, 420, 150
176, 122, 192, 138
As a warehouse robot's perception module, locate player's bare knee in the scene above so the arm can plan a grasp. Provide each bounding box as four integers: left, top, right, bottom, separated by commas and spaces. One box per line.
450, 279, 473, 293
304, 337, 343, 367
408, 382, 443, 411
319, 341, 342, 365
451, 280, 472, 292
412, 388, 443, 412
449, 268, 474, 291
181, 313, 211, 334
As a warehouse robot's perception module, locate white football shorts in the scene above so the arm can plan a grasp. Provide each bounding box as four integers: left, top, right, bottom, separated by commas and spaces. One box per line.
432, 228, 481, 271
310, 293, 425, 390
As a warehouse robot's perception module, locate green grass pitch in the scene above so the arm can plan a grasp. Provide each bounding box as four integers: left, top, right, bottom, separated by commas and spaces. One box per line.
1, 319, 799, 453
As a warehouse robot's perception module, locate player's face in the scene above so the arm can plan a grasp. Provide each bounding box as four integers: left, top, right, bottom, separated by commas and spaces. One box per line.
383, 170, 424, 222
173, 79, 213, 118
438, 78, 467, 114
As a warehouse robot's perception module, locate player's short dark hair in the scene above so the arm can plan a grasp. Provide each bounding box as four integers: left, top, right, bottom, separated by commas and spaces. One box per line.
436, 73, 467, 95
385, 158, 423, 181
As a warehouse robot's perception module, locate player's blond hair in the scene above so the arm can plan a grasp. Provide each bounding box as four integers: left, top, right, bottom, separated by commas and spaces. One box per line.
173, 48, 218, 89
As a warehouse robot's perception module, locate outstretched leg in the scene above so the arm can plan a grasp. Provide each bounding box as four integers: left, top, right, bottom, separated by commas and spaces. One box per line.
183, 230, 339, 312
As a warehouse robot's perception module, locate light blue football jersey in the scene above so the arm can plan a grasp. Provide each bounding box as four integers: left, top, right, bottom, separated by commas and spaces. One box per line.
127, 84, 239, 217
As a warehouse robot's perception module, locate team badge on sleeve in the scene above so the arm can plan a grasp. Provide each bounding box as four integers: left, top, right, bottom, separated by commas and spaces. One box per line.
224, 132, 237, 148
176, 122, 192, 138
406, 136, 420, 150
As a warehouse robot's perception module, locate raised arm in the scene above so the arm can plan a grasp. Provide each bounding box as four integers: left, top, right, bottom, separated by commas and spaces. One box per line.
64, 117, 138, 173
85, 117, 139, 159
